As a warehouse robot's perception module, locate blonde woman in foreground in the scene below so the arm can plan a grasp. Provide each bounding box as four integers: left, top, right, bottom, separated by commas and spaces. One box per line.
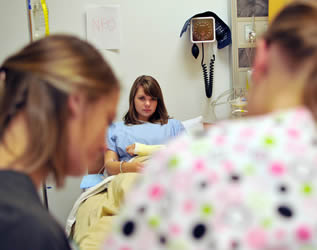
0, 35, 119, 250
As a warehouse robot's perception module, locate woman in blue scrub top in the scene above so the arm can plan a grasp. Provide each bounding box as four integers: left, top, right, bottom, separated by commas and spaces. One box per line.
105, 75, 185, 175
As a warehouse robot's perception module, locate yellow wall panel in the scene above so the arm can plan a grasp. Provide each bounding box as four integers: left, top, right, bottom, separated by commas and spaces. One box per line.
269, 0, 293, 22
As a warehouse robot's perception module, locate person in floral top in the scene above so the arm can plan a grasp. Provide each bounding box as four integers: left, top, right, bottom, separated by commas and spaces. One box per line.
103, 1, 317, 249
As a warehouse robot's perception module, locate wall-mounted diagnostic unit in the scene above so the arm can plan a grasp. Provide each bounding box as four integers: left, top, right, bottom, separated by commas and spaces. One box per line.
180, 12, 232, 98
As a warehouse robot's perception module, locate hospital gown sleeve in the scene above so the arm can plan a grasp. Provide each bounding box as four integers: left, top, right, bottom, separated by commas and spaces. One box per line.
106, 123, 117, 152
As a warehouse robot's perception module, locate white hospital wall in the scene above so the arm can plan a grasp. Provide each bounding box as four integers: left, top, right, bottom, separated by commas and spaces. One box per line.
0, 0, 232, 226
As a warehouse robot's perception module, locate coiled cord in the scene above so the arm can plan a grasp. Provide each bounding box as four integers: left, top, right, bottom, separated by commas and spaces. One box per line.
208, 54, 215, 98
201, 43, 215, 98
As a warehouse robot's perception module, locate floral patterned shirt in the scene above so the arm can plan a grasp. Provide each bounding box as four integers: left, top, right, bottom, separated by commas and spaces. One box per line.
104, 107, 317, 250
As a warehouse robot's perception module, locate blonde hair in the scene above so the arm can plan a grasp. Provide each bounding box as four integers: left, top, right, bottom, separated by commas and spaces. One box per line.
263, 0, 317, 119
0, 35, 119, 187
123, 75, 169, 125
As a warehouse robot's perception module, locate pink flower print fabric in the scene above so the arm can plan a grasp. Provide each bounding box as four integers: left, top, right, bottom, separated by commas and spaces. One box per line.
103, 107, 317, 250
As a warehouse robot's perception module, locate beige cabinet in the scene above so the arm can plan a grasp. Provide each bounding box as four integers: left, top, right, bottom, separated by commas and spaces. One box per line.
231, 0, 269, 89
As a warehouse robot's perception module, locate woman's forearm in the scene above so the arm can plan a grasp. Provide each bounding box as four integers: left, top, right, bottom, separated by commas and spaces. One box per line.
105, 160, 143, 175
105, 160, 122, 175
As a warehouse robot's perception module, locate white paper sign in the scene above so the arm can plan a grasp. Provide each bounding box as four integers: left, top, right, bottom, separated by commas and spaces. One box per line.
86, 5, 120, 50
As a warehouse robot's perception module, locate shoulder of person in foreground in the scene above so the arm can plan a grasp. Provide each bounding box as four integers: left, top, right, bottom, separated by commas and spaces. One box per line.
2, 208, 71, 250
102, 107, 317, 250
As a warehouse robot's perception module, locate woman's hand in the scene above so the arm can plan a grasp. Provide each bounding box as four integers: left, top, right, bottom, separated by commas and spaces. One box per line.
133, 161, 144, 172
105, 150, 145, 175
126, 144, 136, 156
123, 161, 144, 173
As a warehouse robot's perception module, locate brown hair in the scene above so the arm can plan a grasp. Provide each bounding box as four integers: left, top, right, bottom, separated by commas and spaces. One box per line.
0, 34, 119, 187
262, 0, 317, 119
123, 75, 169, 125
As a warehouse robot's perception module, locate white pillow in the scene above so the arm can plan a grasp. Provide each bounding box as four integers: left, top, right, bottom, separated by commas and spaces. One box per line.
182, 116, 204, 134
